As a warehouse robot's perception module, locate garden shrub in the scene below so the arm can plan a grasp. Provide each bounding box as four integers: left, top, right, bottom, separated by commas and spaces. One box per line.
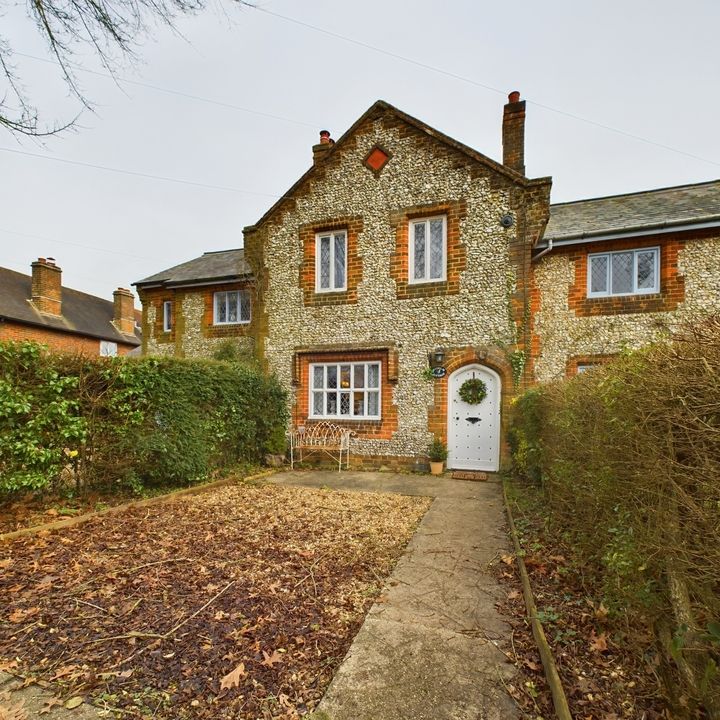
0, 342, 287, 497
509, 319, 720, 716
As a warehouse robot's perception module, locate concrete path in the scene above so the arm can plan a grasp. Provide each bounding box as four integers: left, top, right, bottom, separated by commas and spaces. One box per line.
0, 672, 99, 719
269, 471, 518, 720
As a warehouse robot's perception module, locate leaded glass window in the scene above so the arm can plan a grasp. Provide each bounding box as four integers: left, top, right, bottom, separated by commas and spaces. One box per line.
213, 290, 251, 324
309, 361, 381, 419
409, 216, 446, 283
315, 231, 347, 292
587, 247, 659, 297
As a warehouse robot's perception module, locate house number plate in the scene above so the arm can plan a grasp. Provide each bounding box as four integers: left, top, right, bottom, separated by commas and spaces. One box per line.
431, 367, 447, 378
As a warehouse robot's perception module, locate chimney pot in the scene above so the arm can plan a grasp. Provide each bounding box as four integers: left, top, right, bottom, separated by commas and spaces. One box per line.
31, 257, 62, 316
313, 130, 334, 165
502, 90, 526, 175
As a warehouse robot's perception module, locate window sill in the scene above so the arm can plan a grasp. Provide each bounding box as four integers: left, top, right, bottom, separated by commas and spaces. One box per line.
212, 321, 251, 326
308, 417, 382, 423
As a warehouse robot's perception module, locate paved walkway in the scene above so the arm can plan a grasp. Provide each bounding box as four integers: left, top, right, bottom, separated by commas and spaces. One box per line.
269, 471, 518, 720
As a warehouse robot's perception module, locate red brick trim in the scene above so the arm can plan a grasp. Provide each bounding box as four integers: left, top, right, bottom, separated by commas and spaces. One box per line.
292, 349, 398, 441
390, 201, 467, 300
427, 346, 515, 466
148, 292, 175, 344
566, 354, 616, 377
565, 236, 686, 316
201, 283, 255, 339
299, 217, 364, 307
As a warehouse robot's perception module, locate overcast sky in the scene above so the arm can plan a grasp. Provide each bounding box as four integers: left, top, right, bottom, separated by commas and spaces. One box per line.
1, 0, 719, 301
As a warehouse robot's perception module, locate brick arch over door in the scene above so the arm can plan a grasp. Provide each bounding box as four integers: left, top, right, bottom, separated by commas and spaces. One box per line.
427, 346, 514, 466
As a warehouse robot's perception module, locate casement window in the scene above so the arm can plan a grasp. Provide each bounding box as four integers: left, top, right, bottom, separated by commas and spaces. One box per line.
213, 290, 251, 325
315, 231, 347, 292
99, 340, 118, 357
310, 361, 381, 419
162, 300, 172, 332
576, 363, 598, 374
409, 215, 446, 283
587, 247, 659, 297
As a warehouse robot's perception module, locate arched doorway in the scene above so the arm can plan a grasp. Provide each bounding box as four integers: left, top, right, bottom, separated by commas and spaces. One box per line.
447, 364, 501, 471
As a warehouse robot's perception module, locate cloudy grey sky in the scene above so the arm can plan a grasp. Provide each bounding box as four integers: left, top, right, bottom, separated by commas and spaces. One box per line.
1, 0, 719, 301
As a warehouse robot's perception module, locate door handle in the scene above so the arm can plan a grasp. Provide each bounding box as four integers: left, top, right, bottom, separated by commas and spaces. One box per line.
465, 417, 481, 424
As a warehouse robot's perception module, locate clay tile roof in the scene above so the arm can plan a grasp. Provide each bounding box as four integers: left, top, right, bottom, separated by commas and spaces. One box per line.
0, 267, 140, 345
133, 248, 251, 288
544, 178, 720, 243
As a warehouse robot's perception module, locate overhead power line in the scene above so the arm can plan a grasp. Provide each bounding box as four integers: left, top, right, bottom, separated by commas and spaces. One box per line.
0, 145, 285, 197
15, 51, 320, 129
253, 6, 720, 169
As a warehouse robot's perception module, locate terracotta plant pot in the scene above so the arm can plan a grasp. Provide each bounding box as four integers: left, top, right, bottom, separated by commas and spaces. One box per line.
429, 461, 444, 476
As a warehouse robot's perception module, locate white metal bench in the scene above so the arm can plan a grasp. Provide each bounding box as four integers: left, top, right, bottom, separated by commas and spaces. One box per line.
288, 422, 355, 471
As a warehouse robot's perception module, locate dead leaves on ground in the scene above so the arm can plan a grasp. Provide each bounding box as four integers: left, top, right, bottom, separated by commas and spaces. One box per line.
0, 483, 430, 719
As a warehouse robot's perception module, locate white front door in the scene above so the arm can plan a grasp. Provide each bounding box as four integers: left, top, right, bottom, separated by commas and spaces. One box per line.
447, 364, 501, 471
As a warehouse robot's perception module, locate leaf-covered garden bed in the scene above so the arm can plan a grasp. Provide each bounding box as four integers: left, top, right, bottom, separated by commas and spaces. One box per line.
0, 481, 430, 718
495, 480, 668, 719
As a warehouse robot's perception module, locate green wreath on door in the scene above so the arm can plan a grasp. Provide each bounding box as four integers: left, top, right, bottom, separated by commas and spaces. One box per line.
458, 377, 488, 405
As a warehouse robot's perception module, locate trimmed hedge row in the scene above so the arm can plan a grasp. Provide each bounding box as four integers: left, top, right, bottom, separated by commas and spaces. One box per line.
509, 320, 720, 716
0, 341, 287, 495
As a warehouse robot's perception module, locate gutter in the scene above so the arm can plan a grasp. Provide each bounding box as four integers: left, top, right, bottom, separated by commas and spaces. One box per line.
531, 237, 553, 262
536, 218, 720, 250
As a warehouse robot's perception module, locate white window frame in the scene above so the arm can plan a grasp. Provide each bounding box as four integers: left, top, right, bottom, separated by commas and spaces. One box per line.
587, 247, 660, 298
162, 300, 172, 332
408, 215, 447, 284
315, 230, 348, 293
99, 340, 118, 357
213, 290, 251, 325
309, 361, 382, 420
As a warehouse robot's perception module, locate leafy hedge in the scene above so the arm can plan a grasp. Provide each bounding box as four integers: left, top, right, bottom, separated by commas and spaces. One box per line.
0, 341, 287, 496
509, 319, 720, 716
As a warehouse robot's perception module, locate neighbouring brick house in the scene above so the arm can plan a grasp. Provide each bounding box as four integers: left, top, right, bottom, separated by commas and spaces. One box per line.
134, 95, 720, 471
0, 258, 141, 356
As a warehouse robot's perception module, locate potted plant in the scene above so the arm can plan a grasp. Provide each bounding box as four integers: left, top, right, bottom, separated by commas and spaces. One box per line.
427, 437, 448, 476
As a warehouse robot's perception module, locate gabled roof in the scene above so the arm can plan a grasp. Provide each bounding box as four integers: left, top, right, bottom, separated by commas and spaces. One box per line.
133, 249, 251, 288
0, 267, 140, 346
543, 179, 720, 245
245, 99, 551, 233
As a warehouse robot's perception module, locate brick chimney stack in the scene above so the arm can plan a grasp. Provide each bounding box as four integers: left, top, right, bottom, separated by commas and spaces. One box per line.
502, 91, 526, 175
113, 288, 136, 335
312, 130, 334, 165
31, 257, 62, 316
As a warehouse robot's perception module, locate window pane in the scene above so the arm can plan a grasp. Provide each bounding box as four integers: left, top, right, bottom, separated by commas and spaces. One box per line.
319, 236, 331, 289
227, 292, 238, 322
637, 251, 656, 290
354, 364, 365, 388
429, 219, 444, 279
367, 391, 379, 416
313, 366, 324, 389
326, 392, 337, 415
327, 365, 337, 389
413, 222, 426, 280
216, 294, 227, 323
239, 291, 251, 321
340, 365, 351, 389
611, 252, 633, 294
334, 234, 346, 289
313, 392, 324, 415
353, 392, 365, 416
340, 393, 350, 415
590, 256, 608, 294
367, 364, 379, 388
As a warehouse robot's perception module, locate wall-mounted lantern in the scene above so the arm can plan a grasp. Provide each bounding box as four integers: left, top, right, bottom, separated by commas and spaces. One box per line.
429, 346, 445, 368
